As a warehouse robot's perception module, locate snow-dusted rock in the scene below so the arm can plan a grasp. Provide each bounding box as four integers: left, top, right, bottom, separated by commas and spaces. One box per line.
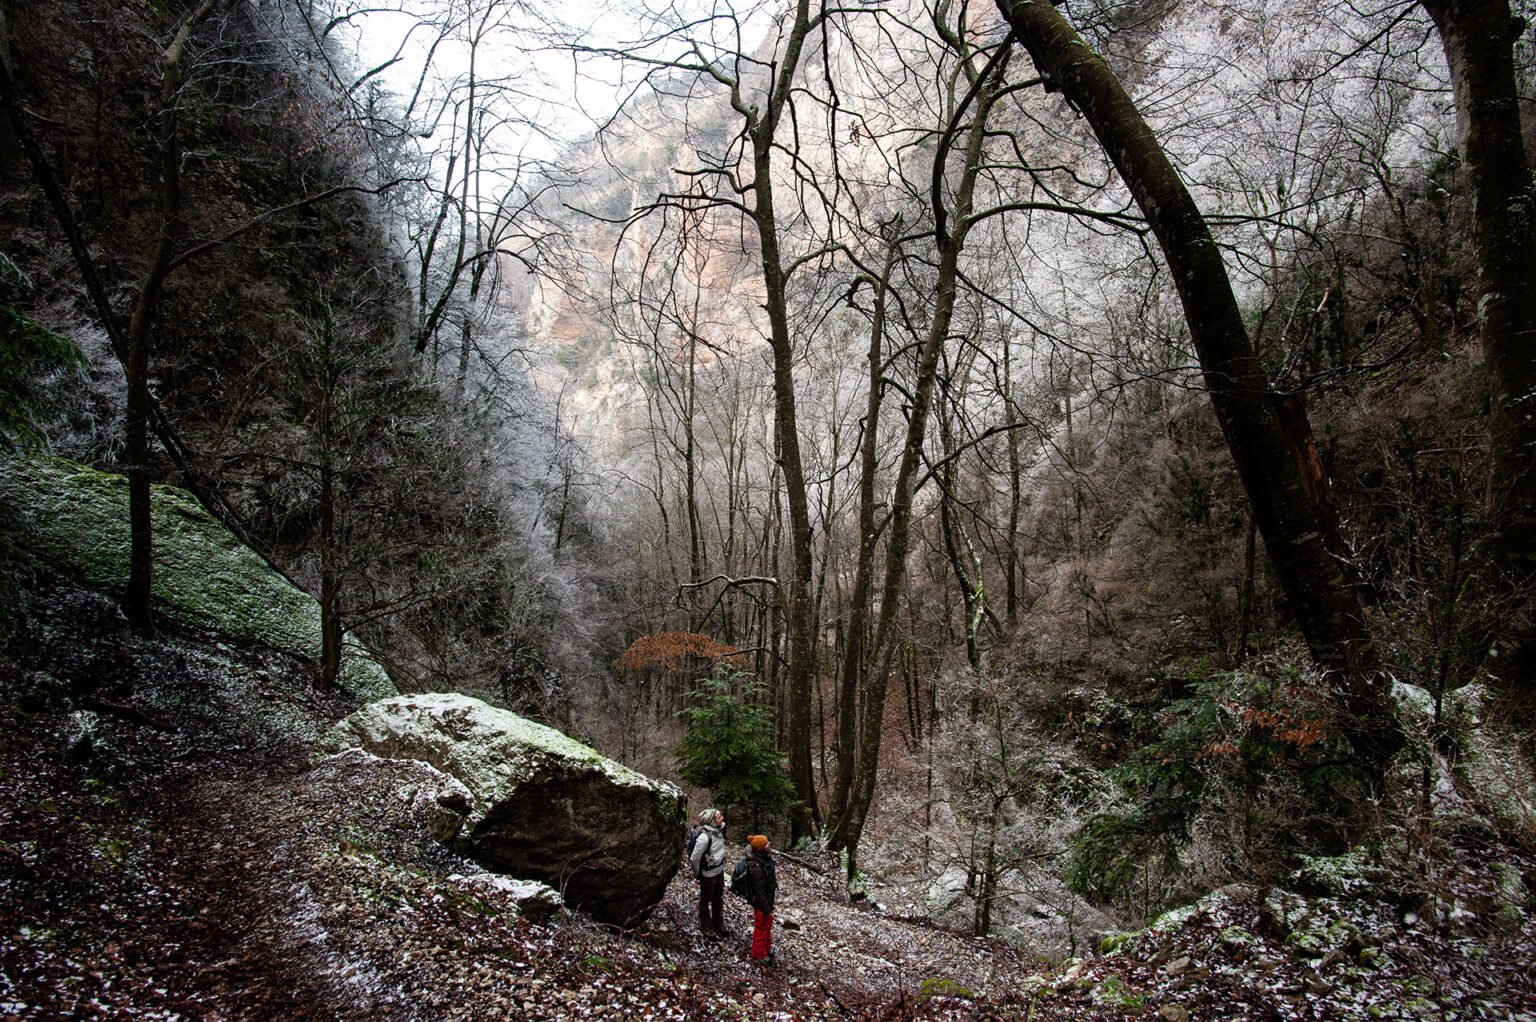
1394, 681, 1536, 830
0, 455, 397, 704
451, 874, 564, 924
924, 866, 969, 916
318, 692, 687, 925
312, 747, 474, 843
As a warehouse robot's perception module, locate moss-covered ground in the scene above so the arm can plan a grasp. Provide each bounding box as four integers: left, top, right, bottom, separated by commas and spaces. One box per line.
0, 455, 395, 703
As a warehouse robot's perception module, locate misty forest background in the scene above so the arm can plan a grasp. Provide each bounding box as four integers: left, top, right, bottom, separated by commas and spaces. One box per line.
3, 0, 1536, 946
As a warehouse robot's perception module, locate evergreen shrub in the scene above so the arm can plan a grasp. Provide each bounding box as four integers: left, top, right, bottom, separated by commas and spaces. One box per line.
673, 668, 799, 819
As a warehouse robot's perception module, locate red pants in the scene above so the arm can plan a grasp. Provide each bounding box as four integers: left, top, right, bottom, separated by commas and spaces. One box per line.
751, 908, 773, 959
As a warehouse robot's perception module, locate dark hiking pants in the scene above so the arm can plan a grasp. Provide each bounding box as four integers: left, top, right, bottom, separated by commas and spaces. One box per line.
698, 873, 724, 933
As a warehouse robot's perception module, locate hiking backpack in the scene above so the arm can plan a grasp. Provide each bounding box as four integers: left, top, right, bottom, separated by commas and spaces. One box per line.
729, 858, 754, 901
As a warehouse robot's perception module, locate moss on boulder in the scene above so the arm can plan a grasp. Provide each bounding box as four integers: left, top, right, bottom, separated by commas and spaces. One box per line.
1291, 851, 1387, 899
318, 692, 688, 926
0, 455, 396, 704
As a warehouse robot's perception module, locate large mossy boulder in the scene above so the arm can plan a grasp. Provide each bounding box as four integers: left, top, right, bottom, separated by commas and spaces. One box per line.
0, 455, 396, 704
318, 692, 688, 926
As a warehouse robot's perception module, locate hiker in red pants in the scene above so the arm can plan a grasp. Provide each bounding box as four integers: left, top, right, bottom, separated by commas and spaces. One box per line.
743, 834, 778, 963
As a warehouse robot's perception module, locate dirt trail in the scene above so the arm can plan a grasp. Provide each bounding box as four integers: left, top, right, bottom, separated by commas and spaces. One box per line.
1, 589, 1053, 1021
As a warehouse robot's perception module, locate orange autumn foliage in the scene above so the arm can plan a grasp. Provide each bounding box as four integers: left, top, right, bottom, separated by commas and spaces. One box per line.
613, 632, 746, 673
1194, 692, 1331, 763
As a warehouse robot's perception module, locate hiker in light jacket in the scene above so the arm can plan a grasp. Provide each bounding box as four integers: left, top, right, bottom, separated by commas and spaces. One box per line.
689, 808, 727, 936
745, 834, 778, 962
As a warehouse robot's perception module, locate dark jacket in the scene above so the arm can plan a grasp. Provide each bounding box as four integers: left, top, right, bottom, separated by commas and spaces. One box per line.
745, 848, 777, 914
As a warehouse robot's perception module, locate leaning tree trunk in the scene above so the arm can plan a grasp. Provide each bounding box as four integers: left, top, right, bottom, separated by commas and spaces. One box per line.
1416, 0, 1536, 697
994, 0, 1404, 769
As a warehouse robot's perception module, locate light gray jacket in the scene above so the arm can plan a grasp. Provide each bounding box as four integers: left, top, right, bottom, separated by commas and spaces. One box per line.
689, 824, 726, 879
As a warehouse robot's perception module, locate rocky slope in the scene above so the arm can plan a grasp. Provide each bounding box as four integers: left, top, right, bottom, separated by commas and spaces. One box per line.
0, 454, 1533, 1020
5, 577, 1535, 1020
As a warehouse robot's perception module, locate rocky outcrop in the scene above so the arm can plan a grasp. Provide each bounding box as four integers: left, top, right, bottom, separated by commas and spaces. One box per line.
451, 874, 565, 924
922, 863, 1118, 956
318, 692, 687, 926
0, 455, 397, 704
1394, 681, 1536, 830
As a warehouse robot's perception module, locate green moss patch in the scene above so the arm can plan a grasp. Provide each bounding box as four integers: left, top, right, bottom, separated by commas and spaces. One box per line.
0, 455, 396, 704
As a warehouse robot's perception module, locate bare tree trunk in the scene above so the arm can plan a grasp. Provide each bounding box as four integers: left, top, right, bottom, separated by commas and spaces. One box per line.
936, 360, 989, 672
1236, 515, 1258, 663
1416, 0, 1536, 695
746, 0, 824, 839
1004, 332, 1024, 627
124, 249, 167, 631
684, 331, 705, 595
122, 0, 223, 631
827, 238, 898, 836
831, 53, 1005, 864
758, 164, 820, 837
995, 0, 1403, 770
975, 815, 998, 937
319, 459, 341, 688
455, 314, 472, 402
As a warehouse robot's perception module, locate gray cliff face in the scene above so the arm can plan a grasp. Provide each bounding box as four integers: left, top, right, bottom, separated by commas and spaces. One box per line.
319, 692, 688, 926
